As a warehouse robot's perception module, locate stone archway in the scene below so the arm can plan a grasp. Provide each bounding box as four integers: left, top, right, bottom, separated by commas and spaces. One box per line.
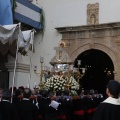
73, 49, 114, 95
70, 43, 119, 80
56, 22, 120, 82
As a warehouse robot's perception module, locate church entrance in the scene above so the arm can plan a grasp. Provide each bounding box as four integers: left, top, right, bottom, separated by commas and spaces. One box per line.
74, 49, 114, 95
0, 53, 9, 89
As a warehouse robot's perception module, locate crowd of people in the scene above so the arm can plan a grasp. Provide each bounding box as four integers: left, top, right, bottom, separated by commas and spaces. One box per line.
0, 80, 120, 120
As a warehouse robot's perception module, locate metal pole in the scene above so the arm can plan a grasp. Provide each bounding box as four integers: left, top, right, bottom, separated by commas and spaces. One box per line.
29, 51, 33, 88
29, 30, 35, 88
11, 32, 20, 103
11, 39, 19, 103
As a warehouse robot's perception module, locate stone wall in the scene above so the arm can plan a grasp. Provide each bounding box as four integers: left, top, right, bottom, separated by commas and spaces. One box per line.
56, 22, 120, 81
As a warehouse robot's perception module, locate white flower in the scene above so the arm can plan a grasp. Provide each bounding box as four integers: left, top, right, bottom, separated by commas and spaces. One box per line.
43, 75, 80, 94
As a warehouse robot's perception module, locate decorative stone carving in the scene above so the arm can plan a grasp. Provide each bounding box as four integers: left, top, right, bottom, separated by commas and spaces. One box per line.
50, 46, 73, 65
5, 63, 30, 73
87, 3, 99, 25
55, 22, 120, 81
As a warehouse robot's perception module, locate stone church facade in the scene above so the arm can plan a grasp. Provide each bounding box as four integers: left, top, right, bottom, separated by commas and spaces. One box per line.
54, 2, 120, 82
2, 0, 120, 88
56, 22, 120, 81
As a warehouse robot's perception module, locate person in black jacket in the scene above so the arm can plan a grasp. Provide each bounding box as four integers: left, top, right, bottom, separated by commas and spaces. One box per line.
0, 89, 19, 120
0, 111, 2, 120
0, 88, 3, 101
17, 88, 39, 120
93, 80, 120, 120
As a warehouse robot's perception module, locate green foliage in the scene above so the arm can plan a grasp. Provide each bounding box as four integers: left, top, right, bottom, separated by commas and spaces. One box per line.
70, 90, 78, 96
13, 0, 17, 10
12, 0, 17, 17
40, 9, 45, 38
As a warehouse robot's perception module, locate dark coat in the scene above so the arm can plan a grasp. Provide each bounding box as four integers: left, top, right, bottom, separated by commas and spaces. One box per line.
93, 98, 120, 120
17, 99, 39, 120
0, 100, 19, 120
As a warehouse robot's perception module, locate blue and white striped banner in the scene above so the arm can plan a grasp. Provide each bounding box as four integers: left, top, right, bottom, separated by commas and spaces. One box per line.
14, 0, 42, 29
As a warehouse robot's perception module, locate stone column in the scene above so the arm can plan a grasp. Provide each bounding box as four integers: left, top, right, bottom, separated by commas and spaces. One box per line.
5, 63, 30, 88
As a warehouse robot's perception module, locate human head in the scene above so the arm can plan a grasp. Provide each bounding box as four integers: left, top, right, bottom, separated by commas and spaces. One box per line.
15, 89, 22, 97
18, 86, 24, 93
39, 89, 48, 98
2, 89, 11, 100
89, 89, 95, 95
106, 80, 120, 98
56, 90, 62, 96
23, 88, 31, 98
48, 90, 55, 98
10, 87, 17, 92
63, 90, 69, 96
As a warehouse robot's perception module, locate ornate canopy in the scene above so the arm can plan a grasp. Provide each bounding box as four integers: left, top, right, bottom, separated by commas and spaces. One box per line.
50, 46, 73, 65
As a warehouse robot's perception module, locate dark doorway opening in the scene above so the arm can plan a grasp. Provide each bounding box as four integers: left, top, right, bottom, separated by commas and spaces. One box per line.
0, 53, 9, 89
74, 49, 114, 95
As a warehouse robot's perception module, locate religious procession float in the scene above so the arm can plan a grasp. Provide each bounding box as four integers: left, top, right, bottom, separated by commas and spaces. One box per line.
34, 41, 82, 96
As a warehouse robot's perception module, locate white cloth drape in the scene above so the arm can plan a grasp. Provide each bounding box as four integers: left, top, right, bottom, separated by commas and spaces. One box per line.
18, 30, 35, 55
0, 23, 35, 55
0, 24, 19, 44
0, 24, 20, 55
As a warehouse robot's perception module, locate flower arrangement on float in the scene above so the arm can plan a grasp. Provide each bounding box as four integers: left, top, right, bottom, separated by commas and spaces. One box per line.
43, 75, 80, 95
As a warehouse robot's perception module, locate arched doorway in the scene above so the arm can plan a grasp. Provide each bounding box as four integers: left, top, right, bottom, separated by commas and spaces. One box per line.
74, 49, 114, 95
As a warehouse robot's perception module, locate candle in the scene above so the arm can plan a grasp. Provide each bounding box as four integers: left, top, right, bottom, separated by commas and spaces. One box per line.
59, 66, 62, 71
70, 64, 74, 70
34, 66, 37, 71
77, 60, 81, 65
82, 68, 86, 73
34, 82, 36, 88
26, 83, 29, 88
43, 66, 46, 71
47, 67, 50, 71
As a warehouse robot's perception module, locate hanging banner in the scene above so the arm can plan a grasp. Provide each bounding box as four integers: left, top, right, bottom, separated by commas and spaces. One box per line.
0, 24, 19, 44
0, 23, 35, 55
0, 0, 13, 25
18, 29, 35, 55
0, 23, 20, 55
14, 0, 42, 29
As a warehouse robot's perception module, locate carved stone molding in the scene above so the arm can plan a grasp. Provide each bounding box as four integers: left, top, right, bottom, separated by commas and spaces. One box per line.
55, 22, 120, 81
5, 63, 30, 73
55, 22, 120, 33
87, 3, 99, 25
